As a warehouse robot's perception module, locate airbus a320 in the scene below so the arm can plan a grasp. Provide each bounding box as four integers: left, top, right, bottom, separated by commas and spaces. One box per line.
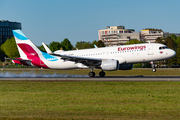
10, 30, 176, 77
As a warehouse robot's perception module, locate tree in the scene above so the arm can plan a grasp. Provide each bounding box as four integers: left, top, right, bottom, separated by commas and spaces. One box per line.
61, 38, 73, 51
1, 37, 19, 58
125, 39, 144, 45
169, 34, 177, 43
92, 40, 97, 47
75, 41, 94, 49
75, 41, 86, 49
155, 37, 165, 44
49, 41, 62, 52
81, 42, 94, 49
176, 36, 180, 45
176, 42, 180, 65
96, 40, 105, 47
165, 36, 176, 49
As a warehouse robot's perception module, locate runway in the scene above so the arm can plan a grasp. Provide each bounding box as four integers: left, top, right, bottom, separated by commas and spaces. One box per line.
0, 76, 180, 81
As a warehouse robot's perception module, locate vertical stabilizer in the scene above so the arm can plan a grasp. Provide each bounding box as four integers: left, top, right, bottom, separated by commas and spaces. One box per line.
12, 30, 49, 68
13, 30, 41, 58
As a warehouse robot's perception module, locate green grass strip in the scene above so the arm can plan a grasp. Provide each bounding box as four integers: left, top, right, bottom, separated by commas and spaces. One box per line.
0, 81, 179, 119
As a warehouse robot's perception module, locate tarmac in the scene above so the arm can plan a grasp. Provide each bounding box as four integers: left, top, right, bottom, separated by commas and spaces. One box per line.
0, 76, 180, 81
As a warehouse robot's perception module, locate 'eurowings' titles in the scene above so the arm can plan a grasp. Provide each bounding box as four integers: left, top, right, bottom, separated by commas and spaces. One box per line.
118, 45, 146, 51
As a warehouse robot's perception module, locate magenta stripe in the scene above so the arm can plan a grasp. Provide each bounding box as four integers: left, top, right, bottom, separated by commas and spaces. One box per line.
17, 43, 49, 68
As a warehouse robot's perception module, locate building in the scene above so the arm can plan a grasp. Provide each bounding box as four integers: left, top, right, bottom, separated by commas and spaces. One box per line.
141, 29, 163, 43
98, 26, 140, 46
0, 20, 21, 45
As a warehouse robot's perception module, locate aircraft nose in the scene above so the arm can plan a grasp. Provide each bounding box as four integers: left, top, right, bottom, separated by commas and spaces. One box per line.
170, 49, 176, 58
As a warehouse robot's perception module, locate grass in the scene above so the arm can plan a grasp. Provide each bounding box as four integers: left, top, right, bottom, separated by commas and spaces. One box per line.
0, 81, 180, 119
2, 68, 180, 76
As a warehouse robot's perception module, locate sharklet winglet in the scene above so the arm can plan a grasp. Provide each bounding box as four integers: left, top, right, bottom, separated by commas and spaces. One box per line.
42, 42, 52, 54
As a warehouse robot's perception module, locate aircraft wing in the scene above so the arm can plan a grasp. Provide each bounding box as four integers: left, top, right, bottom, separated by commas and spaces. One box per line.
50, 53, 102, 66
42, 42, 102, 66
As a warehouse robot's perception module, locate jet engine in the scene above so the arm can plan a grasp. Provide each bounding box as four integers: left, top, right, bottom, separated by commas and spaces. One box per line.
101, 60, 119, 71
119, 63, 133, 70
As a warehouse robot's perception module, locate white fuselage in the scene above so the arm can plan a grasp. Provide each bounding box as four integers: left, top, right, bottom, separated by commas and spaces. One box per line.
39, 43, 176, 70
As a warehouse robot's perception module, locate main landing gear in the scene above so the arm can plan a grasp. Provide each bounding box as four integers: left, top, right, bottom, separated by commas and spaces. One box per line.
99, 71, 105, 77
151, 61, 156, 72
88, 69, 106, 77
88, 71, 95, 77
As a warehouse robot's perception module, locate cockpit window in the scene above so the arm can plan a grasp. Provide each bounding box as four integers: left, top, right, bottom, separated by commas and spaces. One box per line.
159, 46, 168, 50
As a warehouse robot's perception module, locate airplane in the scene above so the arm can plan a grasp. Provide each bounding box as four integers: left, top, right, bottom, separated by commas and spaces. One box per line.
11, 29, 176, 77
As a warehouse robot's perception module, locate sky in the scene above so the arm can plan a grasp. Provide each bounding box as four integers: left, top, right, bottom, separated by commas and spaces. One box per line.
0, 0, 180, 46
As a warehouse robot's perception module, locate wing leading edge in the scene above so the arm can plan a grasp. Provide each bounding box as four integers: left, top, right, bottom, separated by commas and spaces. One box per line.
50, 53, 102, 66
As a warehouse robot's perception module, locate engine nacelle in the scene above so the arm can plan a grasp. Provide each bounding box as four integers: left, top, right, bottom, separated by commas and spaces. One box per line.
101, 60, 119, 71
119, 63, 133, 70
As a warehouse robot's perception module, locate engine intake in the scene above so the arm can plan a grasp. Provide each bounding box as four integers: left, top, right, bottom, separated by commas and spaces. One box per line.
101, 60, 119, 71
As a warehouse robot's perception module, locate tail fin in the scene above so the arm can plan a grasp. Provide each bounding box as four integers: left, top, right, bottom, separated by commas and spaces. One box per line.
13, 30, 41, 58
13, 30, 49, 68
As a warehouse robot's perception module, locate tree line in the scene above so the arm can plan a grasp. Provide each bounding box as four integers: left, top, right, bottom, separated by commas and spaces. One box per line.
0, 37, 105, 60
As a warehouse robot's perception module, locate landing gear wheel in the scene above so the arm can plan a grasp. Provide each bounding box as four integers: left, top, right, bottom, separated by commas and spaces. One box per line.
151, 61, 156, 72
99, 71, 106, 77
89, 72, 95, 77
152, 68, 156, 72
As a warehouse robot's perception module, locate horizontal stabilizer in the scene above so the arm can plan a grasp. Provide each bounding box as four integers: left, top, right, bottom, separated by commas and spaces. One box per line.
5, 57, 31, 62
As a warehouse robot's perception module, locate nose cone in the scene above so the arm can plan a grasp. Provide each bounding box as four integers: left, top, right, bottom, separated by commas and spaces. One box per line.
169, 49, 176, 58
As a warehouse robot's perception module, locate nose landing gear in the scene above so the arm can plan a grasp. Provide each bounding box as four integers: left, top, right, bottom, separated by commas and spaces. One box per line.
151, 62, 156, 72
